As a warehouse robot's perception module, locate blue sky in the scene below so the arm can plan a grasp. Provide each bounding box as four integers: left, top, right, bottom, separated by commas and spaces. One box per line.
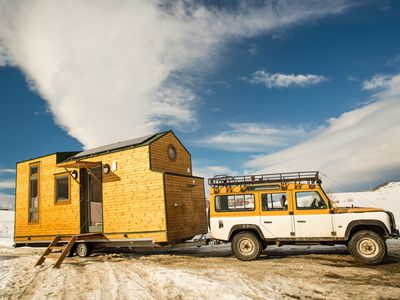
1, 0, 400, 205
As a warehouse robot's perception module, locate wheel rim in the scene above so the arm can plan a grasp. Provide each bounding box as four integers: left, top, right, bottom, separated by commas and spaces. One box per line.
238, 238, 255, 255
357, 238, 379, 258
77, 244, 87, 256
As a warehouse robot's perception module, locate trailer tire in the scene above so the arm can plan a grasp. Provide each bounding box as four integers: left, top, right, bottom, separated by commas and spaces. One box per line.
76, 243, 92, 258
348, 230, 387, 265
231, 231, 262, 261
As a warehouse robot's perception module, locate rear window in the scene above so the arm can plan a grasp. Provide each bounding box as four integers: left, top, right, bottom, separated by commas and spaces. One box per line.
215, 194, 255, 212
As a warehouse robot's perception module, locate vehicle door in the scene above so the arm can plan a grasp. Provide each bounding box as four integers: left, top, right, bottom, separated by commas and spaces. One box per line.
292, 190, 333, 238
259, 191, 295, 238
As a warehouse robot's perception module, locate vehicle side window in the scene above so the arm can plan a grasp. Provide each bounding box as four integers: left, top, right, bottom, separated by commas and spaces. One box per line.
215, 194, 255, 212
296, 191, 327, 210
262, 193, 288, 211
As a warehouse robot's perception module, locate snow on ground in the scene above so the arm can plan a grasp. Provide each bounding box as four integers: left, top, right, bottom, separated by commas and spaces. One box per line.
1, 242, 400, 300
329, 181, 400, 228
0, 210, 14, 247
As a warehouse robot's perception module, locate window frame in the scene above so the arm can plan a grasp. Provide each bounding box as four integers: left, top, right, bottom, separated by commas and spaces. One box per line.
28, 162, 40, 224
214, 194, 256, 212
54, 173, 71, 204
295, 191, 328, 210
261, 192, 288, 211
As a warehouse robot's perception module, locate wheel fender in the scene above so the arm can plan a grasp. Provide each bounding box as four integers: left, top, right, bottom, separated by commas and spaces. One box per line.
344, 220, 390, 240
228, 224, 265, 241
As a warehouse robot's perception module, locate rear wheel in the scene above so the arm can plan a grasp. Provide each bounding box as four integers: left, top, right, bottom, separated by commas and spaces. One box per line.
76, 243, 92, 257
348, 230, 387, 265
231, 231, 262, 261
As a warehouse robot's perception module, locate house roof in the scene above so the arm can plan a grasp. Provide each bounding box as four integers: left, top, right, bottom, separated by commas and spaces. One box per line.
66, 131, 169, 161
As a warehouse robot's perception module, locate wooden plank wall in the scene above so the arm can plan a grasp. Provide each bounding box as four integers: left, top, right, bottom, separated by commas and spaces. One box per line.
165, 174, 208, 241
15, 154, 81, 240
15, 147, 168, 243
15, 132, 207, 244
82, 147, 168, 242
150, 132, 192, 175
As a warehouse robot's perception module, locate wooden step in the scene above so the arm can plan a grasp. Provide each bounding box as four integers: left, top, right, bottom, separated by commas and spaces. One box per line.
35, 233, 104, 268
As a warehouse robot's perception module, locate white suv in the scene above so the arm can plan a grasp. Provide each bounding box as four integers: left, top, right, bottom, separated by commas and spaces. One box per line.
209, 172, 398, 265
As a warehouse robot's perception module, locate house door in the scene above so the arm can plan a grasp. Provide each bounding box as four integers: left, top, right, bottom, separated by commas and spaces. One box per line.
80, 167, 103, 233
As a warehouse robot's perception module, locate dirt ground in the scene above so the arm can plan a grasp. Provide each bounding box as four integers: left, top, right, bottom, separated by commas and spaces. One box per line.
1, 240, 400, 300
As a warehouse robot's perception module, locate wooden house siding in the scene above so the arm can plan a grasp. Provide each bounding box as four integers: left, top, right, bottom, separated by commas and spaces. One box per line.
164, 174, 207, 241
80, 147, 167, 242
14, 131, 207, 245
15, 154, 81, 241
150, 131, 192, 175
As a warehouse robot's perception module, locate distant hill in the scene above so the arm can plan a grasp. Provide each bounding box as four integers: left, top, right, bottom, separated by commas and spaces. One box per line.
372, 180, 400, 191
0, 195, 14, 211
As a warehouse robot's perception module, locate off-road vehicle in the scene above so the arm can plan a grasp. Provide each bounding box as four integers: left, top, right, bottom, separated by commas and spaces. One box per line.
209, 171, 399, 265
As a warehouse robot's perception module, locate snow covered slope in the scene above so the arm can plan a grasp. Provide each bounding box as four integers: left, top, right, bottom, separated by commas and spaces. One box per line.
0, 210, 14, 247
329, 182, 400, 229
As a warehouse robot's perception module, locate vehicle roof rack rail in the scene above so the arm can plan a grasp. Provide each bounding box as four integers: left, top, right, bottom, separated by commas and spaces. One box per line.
208, 171, 320, 189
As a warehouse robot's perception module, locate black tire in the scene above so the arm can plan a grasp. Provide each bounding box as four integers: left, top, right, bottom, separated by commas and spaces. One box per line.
76, 243, 92, 258
348, 230, 387, 265
231, 231, 262, 261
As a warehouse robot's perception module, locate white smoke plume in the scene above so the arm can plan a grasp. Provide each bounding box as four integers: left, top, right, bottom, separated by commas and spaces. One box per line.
0, 0, 349, 148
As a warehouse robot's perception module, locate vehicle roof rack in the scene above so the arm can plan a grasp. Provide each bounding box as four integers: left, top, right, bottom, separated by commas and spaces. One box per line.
208, 171, 320, 191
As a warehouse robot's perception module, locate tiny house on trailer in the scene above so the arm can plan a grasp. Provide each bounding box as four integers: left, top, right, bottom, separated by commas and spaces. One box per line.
15, 131, 208, 255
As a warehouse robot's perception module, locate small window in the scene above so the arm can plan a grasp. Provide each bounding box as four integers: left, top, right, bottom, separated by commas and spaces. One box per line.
215, 194, 255, 212
167, 144, 177, 161
262, 193, 288, 211
29, 164, 39, 223
55, 175, 70, 203
296, 191, 327, 210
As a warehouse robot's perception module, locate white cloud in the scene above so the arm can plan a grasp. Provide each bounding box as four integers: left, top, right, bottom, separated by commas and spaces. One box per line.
0, 1, 350, 148
245, 74, 400, 190
194, 165, 238, 181
0, 180, 15, 189
197, 122, 307, 152
248, 44, 258, 56
0, 169, 15, 174
362, 74, 392, 91
386, 54, 400, 67
0, 46, 9, 66
244, 70, 327, 88
193, 164, 239, 199
0, 193, 14, 210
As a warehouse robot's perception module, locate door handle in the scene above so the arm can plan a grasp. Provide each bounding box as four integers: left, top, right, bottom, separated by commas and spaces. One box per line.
263, 221, 272, 224
297, 220, 306, 223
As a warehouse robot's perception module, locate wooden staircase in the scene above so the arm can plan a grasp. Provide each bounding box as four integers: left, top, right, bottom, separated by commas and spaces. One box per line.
35, 233, 103, 268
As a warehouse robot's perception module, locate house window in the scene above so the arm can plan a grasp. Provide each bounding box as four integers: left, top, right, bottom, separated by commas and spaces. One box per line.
28, 164, 39, 223
215, 194, 255, 212
167, 144, 177, 161
55, 174, 70, 203
262, 193, 288, 211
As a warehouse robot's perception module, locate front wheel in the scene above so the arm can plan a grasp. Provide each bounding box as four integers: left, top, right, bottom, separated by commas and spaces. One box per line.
231, 231, 262, 261
348, 230, 387, 265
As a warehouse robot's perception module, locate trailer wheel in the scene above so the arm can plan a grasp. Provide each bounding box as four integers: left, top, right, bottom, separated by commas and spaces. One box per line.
231, 231, 262, 261
76, 243, 92, 258
348, 230, 387, 265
